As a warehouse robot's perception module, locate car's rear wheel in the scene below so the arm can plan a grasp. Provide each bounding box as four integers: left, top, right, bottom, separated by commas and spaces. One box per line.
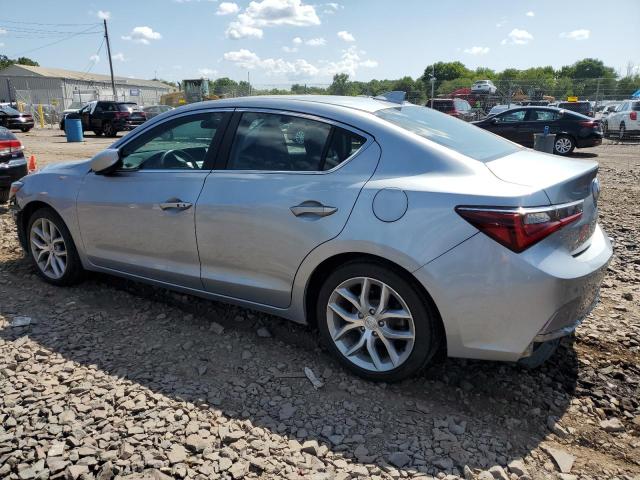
0, 189, 9, 204
93, 129, 103, 136
619, 123, 626, 141
27, 208, 84, 286
317, 261, 439, 382
554, 135, 575, 155
20, 127, 31, 133
103, 122, 117, 137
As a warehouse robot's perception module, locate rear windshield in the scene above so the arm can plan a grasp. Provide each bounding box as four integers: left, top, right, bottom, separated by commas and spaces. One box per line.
0, 106, 21, 115
117, 103, 139, 112
633, 102, 640, 111
0, 127, 16, 140
375, 105, 520, 162
558, 102, 591, 113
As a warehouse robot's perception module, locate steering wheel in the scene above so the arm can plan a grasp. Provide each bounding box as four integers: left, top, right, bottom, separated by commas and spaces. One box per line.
158, 149, 198, 169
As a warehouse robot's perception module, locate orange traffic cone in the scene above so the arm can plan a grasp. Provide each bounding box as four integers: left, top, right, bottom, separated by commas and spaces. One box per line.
28, 155, 37, 173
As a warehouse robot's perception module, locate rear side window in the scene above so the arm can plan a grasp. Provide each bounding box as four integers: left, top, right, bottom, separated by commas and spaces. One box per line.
227, 112, 365, 172
430, 101, 453, 113
531, 110, 559, 121
375, 105, 520, 162
633, 102, 640, 111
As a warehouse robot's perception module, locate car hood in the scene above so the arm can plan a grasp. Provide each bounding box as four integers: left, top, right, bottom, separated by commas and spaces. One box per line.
485, 149, 598, 204
39, 158, 92, 175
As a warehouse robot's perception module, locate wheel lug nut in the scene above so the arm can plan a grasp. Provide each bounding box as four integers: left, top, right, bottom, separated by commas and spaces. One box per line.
358, 313, 363, 319
369, 309, 375, 315
360, 327, 365, 332
378, 321, 384, 327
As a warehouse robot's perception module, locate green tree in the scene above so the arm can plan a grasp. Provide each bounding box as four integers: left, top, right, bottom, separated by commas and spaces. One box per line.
0, 55, 39, 70
210, 77, 239, 96
328, 73, 355, 96
421, 61, 470, 90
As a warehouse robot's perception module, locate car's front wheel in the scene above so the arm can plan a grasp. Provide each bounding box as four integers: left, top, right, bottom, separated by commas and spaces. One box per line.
554, 135, 575, 155
103, 122, 117, 137
27, 208, 84, 286
317, 261, 439, 382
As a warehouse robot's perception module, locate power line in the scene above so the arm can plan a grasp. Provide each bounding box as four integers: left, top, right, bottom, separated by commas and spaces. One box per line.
6, 25, 102, 57
0, 19, 100, 26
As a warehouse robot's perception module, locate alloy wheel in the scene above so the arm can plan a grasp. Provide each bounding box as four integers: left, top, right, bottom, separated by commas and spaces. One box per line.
555, 137, 572, 154
30, 218, 67, 279
326, 276, 415, 372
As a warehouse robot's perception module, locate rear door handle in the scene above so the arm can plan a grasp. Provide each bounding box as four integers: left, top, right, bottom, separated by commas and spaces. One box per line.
160, 199, 192, 211
290, 201, 337, 218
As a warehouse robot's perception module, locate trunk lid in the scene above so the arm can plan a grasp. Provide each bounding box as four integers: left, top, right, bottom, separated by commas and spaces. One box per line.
485, 149, 600, 254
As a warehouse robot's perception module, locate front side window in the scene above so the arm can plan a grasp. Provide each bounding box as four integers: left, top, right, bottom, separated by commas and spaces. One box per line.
375, 105, 520, 162
227, 112, 364, 172
497, 110, 526, 123
120, 112, 224, 170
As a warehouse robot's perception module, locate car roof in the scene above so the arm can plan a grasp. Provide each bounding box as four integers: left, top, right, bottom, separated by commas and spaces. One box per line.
177, 95, 410, 114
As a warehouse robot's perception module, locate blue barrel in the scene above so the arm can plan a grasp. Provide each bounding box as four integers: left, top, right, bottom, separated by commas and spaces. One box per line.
65, 118, 83, 142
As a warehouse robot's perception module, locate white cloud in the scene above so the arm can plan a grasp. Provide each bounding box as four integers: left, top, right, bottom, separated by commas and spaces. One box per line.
97, 10, 111, 20
323, 46, 377, 76
463, 46, 490, 56
559, 29, 590, 40
337, 30, 355, 42
293, 36, 303, 44
198, 68, 217, 76
0, 42, 5, 47
525, 11, 534, 17
122, 26, 162, 44
89, 54, 100, 63
305, 37, 326, 46
496, 17, 507, 28
282, 46, 298, 52
172, 65, 183, 70
226, 0, 320, 39
502, 28, 533, 45
223, 48, 319, 79
323, 2, 342, 14
216, 2, 240, 15
111, 52, 126, 61
0, 28, 7, 35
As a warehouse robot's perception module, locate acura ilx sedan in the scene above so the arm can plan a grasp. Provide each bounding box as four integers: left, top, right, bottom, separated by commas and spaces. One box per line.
9, 95, 612, 381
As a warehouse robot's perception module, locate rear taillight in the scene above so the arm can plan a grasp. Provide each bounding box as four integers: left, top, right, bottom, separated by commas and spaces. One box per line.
456, 201, 583, 253
0, 139, 23, 156
631, 111, 637, 121
579, 120, 597, 128
114, 112, 129, 119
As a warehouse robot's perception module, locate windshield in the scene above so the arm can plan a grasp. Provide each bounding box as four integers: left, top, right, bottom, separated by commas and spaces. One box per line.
0, 106, 22, 115
118, 103, 139, 112
375, 105, 520, 162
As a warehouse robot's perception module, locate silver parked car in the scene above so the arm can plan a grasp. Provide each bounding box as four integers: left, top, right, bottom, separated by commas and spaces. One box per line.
10, 95, 612, 381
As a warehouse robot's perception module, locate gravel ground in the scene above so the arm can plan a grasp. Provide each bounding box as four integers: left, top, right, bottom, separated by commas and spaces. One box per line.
0, 129, 638, 480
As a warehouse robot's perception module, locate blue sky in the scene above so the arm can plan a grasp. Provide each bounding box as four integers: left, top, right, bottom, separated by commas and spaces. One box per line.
1, 0, 639, 85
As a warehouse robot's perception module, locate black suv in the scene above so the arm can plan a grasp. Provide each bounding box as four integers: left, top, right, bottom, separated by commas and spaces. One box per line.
60, 101, 147, 137
0, 127, 27, 203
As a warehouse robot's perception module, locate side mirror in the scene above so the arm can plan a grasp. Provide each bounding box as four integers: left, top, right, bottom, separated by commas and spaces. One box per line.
90, 148, 121, 175
491, 117, 499, 124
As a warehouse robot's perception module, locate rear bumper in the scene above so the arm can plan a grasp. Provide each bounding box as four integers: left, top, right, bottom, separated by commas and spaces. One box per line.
0, 162, 28, 189
577, 135, 602, 148
6, 120, 34, 129
414, 224, 612, 362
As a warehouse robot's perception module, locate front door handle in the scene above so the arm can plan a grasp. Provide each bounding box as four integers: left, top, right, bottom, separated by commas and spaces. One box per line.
290, 201, 337, 218
160, 198, 192, 211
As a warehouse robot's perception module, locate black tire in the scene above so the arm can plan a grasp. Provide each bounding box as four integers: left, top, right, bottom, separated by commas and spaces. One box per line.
26, 207, 84, 286
316, 261, 440, 382
0, 189, 9, 204
553, 135, 575, 156
619, 123, 626, 141
93, 129, 103, 136
21, 127, 31, 133
103, 122, 117, 137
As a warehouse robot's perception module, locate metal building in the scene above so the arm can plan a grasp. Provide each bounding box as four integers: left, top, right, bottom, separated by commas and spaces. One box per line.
0, 64, 174, 109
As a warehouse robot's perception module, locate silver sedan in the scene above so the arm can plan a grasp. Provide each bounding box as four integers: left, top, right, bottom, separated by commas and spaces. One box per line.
10, 95, 612, 381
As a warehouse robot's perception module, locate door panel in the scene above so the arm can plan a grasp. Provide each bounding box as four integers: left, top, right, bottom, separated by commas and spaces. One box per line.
196, 141, 380, 308
77, 171, 209, 288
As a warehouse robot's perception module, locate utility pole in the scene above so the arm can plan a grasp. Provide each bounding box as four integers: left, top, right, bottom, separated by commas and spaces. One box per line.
247, 71, 251, 96
103, 19, 117, 101
595, 78, 601, 108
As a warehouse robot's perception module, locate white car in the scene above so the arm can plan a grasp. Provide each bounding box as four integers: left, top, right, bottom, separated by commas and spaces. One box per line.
604, 100, 640, 139
471, 80, 497, 95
